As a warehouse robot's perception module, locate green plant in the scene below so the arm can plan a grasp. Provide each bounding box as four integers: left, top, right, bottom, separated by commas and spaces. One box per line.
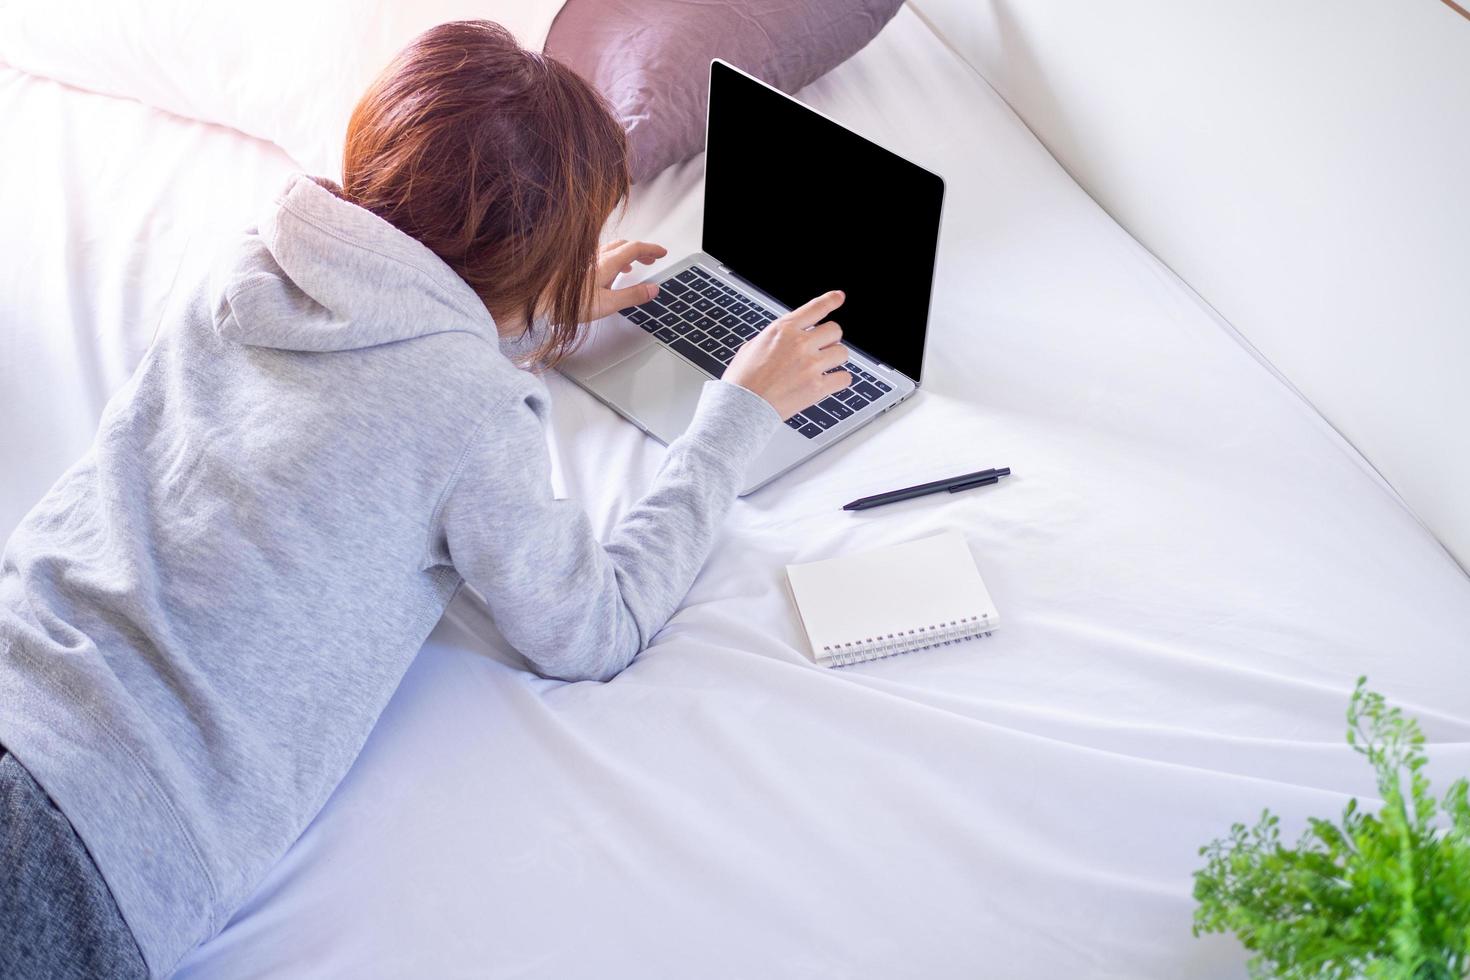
1193, 677, 1470, 979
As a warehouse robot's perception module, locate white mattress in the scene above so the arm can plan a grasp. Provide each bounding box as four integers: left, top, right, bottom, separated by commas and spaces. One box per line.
4, 9, 1470, 978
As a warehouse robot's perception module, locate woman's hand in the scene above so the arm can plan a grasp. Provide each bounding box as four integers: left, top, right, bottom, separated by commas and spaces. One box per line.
587, 239, 668, 322
724, 290, 851, 420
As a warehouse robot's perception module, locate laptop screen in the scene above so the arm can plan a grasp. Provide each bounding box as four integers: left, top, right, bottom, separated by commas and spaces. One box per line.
702, 60, 945, 383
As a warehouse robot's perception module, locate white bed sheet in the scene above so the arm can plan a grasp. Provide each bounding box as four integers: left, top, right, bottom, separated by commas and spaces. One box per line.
3, 8, 1470, 978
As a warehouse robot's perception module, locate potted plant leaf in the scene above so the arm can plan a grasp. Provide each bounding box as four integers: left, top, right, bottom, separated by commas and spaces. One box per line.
1193, 678, 1470, 979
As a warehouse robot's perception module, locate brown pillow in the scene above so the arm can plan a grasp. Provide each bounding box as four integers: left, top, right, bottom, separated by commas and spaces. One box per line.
545, 0, 903, 184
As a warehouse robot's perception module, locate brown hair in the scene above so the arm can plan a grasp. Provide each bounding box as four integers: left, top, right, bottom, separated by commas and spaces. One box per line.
342, 20, 629, 368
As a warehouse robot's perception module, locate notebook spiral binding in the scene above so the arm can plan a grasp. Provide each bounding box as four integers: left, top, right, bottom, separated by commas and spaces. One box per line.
818, 614, 995, 668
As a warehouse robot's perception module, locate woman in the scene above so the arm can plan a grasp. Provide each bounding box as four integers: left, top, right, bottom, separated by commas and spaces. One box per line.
0, 21, 851, 979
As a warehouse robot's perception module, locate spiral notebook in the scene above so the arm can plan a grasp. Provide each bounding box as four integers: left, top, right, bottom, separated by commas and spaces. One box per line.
785, 531, 1000, 668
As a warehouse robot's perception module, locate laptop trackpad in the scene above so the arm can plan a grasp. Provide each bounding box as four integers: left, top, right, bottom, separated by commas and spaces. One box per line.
592, 343, 709, 445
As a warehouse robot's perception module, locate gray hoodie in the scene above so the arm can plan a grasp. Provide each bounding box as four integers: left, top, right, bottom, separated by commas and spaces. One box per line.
0, 174, 779, 976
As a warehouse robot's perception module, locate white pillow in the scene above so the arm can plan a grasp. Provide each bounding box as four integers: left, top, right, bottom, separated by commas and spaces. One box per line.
0, 1, 566, 178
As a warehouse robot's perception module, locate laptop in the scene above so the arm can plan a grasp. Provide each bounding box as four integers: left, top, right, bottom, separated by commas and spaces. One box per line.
560, 59, 945, 495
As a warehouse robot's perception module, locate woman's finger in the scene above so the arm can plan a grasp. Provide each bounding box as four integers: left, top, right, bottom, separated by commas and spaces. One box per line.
602, 239, 667, 271
819, 368, 853, 397
784, 290, 844, 329
805, 321, 843, 349
816, 343, 850, 372
604, 281, 658, 313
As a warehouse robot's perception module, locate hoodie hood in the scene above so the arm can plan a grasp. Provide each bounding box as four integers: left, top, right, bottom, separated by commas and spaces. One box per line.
212, 174, 494, 352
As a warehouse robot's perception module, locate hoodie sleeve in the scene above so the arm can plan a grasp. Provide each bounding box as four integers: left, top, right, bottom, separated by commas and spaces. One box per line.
436, 378, 781, 682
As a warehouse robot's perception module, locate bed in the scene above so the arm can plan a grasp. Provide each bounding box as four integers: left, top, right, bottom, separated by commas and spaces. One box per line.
3, 5, 1469, 978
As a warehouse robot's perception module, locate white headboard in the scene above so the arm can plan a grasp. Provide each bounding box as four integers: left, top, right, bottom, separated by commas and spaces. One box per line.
908, 0, 1470, 572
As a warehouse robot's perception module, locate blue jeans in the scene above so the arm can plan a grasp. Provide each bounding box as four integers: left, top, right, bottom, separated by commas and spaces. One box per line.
0, 745, 148, 979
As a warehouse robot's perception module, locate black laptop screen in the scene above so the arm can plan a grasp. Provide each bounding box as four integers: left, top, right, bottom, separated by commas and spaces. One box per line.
702, 60, 944, 383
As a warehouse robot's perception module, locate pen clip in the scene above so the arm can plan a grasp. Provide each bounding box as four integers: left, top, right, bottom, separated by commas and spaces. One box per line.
948, 475, 999, 493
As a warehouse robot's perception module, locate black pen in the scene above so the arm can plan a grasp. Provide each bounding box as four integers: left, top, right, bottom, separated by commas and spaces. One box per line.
843, 467, 1011, 511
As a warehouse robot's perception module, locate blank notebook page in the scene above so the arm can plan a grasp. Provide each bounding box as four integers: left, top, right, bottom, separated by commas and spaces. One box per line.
785, 530, 1000, 667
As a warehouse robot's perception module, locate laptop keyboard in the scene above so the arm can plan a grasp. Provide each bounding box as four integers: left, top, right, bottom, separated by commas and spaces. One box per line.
618, 264, 892, 439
